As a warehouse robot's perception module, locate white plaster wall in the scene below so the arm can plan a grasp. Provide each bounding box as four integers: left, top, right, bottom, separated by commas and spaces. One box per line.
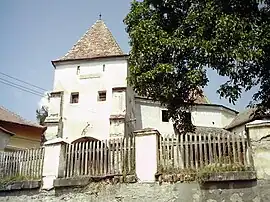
0, 132, 11, 150
110, 119, 125, 137
191, 105, 236, 128
222, 110, 236, 128
191, 105, 222, 127
247, 122, 270, 179
135, 134, 158, 182
46, 97, 61, 122
135, 100, 174, 135
48, 97, 61, 117
135, 99, 237, 135
42, 144, 62, 190
248, 123, 270, 142
230, 125, 246, 135
111, 91, 126, 115
51, 58, 128, 142
44, 124, 58, 141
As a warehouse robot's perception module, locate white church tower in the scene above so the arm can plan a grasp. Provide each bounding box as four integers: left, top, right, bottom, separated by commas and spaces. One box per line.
44, 19, 136, 142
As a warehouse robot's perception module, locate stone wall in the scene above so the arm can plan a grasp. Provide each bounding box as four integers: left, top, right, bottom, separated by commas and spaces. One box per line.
1, 180, 270, 202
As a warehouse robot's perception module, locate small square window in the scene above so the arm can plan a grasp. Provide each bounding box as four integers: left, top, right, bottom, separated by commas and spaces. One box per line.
98, 91, 106, 101
162, 110, 169, 122
70, 92, 79, 103
50, 92, 61, 98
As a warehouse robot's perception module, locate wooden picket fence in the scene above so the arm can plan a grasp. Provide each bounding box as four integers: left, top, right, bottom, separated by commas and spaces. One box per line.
0, 147, 45, 179
158, 132, 254, 173
63, 136, 135, 178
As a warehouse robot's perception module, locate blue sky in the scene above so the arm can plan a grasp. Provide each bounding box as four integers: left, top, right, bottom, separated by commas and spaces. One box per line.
0, 0, 258, 122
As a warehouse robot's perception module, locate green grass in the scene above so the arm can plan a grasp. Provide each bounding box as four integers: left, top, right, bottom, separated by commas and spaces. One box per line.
158, 161, 253, 183
0, 175, 40, 188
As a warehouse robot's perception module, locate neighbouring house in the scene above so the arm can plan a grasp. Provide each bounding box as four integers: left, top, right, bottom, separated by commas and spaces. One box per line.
44, 19, 240, 143
0, 126, 15, 151
225, 107, 270, 179
135, 96, 238, 135
225, 107, 270, 137
0, 106, 47, 151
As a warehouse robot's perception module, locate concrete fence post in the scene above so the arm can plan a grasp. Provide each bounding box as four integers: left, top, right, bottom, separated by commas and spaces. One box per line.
42, 138, 68, 190
246, 122, 270, 179
134, 128, 160, 183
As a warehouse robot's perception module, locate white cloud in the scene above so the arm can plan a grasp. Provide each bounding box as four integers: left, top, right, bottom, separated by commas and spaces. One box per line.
38, 91, 49, 109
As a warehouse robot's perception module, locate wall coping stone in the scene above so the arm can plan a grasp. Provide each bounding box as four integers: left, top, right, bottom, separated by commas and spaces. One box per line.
44, 138, 68, 146
205, 171, 257, 182
0, 180, 41, 191
134, 128, 161, 137
54, 175, 137, 188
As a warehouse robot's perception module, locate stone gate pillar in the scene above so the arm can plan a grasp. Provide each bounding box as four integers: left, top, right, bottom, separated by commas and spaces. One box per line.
42, 138, 68, 190
134, 128, 160, 183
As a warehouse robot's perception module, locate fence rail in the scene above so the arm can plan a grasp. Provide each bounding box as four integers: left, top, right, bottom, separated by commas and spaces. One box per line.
0, 147, 45, 179
158, 132, 253, 173
63, 136, 135, 178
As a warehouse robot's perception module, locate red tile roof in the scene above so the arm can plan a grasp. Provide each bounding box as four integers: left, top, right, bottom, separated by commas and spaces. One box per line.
0, 106, 45, 129
0, 126, 15, 136
53, 20, 124, 62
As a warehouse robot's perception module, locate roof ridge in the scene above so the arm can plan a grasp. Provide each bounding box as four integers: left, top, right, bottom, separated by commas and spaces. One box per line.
60, 20, 102, 60
54, 19, 124, 62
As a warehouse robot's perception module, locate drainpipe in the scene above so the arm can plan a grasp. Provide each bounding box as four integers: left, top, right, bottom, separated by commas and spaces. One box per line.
245, 124, 255, 169
57, 91, 64, 138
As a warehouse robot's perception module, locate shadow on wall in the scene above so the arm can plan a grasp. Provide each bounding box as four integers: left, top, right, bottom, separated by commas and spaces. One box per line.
201, 180, 257, 190
135, 103, 142, 130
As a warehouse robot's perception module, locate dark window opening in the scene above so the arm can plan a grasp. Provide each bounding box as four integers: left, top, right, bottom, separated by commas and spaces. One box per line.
50, 92, 61, 98
183, 112, 192, 124
162, 110, 169, 122
77, 66, 80, 75
103, 64, 105, 72
98, 91, 106, 101
70, 92, 79, 103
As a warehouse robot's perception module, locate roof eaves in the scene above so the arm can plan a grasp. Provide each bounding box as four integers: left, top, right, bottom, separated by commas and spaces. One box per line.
193, 103, 239, 114
224, 108, 257, 130
51, 54, 129, 68
134, 96, 238, 114
0, 106, 46, 130
0, 119, 47, 130
0, 126, 15, 136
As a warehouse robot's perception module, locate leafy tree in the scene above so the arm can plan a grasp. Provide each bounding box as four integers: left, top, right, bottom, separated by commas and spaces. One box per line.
36, 106, 48, 126
124, 0, 270, 132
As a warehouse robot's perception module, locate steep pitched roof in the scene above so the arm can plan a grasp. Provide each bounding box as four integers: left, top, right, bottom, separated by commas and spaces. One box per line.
0, 106, 45, 129
225, 108, 257, 129
191, 93, 209, 104
54, 20, 124, 62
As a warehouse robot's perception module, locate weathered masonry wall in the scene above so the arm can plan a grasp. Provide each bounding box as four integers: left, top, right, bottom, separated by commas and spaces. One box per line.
1, 180, 270, 202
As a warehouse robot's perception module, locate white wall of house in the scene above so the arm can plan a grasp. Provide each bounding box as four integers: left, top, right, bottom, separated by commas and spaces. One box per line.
135, 98, 238, 135
192, 105, 236, 128
44, 123, 59, 141
246, 120, 270, 141
46, 57, 128, 142
45, 55, 239, 141
109, 119, 125, 138
135, 99, 175, 135
0, 132, 12, 151
245, 120, 270, 179
230, 125, 246, 134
